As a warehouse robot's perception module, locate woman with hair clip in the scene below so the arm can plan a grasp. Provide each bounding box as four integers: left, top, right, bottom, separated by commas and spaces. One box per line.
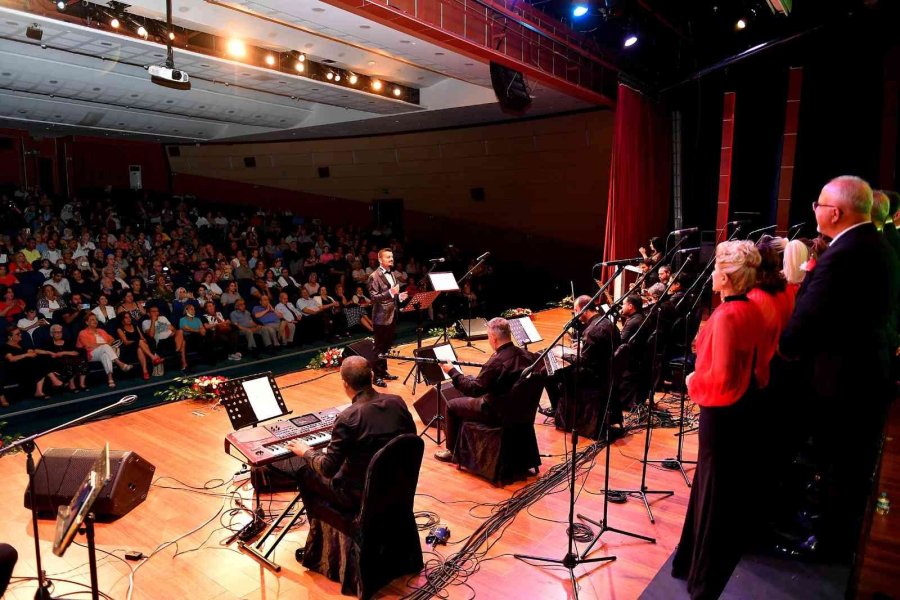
672, 240, 768, 600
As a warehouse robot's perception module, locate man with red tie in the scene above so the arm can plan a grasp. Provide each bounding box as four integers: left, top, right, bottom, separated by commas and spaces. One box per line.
367, 248, 409, 387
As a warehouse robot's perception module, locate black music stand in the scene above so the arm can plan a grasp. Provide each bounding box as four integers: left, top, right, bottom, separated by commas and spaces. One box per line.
428, 271, 462, 346
219, 372, 289, 431
413, 342, 458, 446
402, 290, 441, 394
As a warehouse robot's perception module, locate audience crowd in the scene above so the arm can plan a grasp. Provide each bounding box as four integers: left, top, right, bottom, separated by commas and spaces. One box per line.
0, 187, 493, 406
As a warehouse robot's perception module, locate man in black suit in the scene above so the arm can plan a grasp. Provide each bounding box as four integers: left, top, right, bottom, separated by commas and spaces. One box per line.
546, 295, 622, 438
434, 318, 535, 462
780, 175, 900, 559
615, 294, 649, 411
367, 248, 409, 387
285, 356, 416, 513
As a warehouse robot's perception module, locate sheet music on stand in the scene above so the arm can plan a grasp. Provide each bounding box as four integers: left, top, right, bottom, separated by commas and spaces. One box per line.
219, 372, 289, 430
509, 316, 542, 347
428, 271, 460, 292
413, 343, 459, 384
544, 345, 576, 376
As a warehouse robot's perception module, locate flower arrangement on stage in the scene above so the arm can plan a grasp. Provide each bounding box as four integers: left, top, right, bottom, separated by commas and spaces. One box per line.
501, 307, 533, 318
428, 324, 458, 339
155, 375, 229, 404
552, 295, 574, 309
307, 347, 344, 370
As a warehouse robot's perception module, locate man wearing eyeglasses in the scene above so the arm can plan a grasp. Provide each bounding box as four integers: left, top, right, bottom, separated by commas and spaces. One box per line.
780, 175, 899, 561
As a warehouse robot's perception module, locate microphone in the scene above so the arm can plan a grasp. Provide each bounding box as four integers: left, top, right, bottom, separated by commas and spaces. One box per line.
594, 257, 644, 267
476, 251, 490, 262
119, 394, 138, 405
727, 220, 751, 227
788, 222, 805, 231
672, 227, 699, 236
676, 246, 701, 254
428, 258, 445, 263
747, 224, 777, 237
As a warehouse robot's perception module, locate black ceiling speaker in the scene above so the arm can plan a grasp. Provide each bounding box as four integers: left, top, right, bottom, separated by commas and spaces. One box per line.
489, 61, 532, 114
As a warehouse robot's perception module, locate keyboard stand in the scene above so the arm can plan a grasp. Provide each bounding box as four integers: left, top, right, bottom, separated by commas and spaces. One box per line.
240, 490, 306, 572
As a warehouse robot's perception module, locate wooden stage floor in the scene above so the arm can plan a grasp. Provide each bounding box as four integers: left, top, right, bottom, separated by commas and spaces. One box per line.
0, 308, 697, 600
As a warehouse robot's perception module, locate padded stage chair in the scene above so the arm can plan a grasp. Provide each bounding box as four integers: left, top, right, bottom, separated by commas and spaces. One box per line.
451, 374, 544, 486
300, 433, 425, 600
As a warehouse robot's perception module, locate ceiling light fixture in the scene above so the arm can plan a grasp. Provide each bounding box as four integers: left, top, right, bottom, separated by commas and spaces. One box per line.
56, 0, 66, 10
326, 71, 334, 80
334, 74, 341, 82
348, 73, 358, 85
264, 54, 276, 66
736, 18, 747, 30
110, 17, 120, 28
294, 60, 304, 72
572, 2, 589, 18
623, 34, 638, 48
168, 31, 175, 40
137, 25, 148, 38
392, 87, 401, 97
371, 79, 382, 91
226, 38, 247, 58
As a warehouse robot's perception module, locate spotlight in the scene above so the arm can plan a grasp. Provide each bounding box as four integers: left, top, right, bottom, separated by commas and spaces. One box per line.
110, 17, 120, 29
371, 79, 382, 91
56, 0, 66, 10
264, 54, 276, 66
348, 73, 358, 85
392, 87, 401, 97
326, 71, 334, 80
226, 38, 247, 58
26, 23, 43, 41
137, 25, 148, 38
294, 61, 304, 72
623, 34, 638, 48
297, 53, 305, 62
334, 74, 341, 82
168, 31, 175, 40
572, 3, 589, 17
736, 18, 747, 30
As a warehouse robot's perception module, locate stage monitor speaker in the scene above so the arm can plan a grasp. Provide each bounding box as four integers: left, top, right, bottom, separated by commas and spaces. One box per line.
25, 448, 156, 520
489, 61, 532, 114
413, 382, 466, 428
457, 317, 489, 341
343, 339, 379, 363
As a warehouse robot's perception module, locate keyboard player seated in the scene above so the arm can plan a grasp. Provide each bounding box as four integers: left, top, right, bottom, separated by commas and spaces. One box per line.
275, 356, 416, 514
542, 295, 622, 440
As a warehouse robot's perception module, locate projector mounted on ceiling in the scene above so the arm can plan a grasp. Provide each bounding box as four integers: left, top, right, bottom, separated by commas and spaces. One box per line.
148, 64, 190, 90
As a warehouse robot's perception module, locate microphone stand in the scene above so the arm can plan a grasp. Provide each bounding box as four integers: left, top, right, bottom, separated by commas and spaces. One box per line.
403, 262, 440, 392
646, 224, 744, 485
745, 224, 777, 240
0, 396, 137, 600
456, 254, 488, 353
513, 265, 624, 599
601, 258, 693, 523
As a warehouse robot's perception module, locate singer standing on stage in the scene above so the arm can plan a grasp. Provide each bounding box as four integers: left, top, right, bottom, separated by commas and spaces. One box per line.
368, 248, 408, 387
672, 240, 766, 600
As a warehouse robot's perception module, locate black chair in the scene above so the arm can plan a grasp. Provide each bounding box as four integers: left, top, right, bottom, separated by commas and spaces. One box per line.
452, 374, 544, 485
300, 434, 425, 600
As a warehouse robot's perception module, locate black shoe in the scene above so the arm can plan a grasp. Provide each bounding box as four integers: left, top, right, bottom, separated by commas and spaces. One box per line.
383, 373, 399, 381
433, 449, 453, 463
373, 378, 387, 388
607, 425, 625, 441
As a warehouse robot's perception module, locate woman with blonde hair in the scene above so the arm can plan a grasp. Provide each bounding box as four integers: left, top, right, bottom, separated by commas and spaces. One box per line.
672, 240, 768, 600
782, 239, 809, 300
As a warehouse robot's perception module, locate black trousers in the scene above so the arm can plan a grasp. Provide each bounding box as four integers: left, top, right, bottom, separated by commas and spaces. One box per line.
266, 455, 357, 515
373, 321, 396, 377
672, 391, 757, 600
445, 396, 500, 453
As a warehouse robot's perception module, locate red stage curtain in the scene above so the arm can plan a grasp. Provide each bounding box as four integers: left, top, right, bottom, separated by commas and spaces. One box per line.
602, 84, 672, 281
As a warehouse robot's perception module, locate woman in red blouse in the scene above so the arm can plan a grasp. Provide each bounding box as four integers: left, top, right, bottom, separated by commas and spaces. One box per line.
672, 240, 766, 600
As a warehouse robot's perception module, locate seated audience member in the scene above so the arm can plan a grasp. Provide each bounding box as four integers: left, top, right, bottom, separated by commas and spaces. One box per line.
17, 307, 49, 340
47, 269, 71, 298
279, 356, 416, 514
303, 272, 321, 297
275, 291, 304, 342
230, 298, 276, 355
117, 291, 146, 322
334, 283, 366, 334
179, 302, 210, 355
0, 264, 18, 288
252, 295, 287, 347
142, 305, 188, 371
201, 301, 241, 361
78, 313, 133, 388
69, 268, 94, 303
219, 280, 242, 310
37, 285, 63, 322
4, 327, 63, 399
40, 324, 88, 392
172, 287, 199, 321
117, 311, 162, 380
0, 286, 25, 326
91, 293, 117, 326
317, 285, 348, 340
434, 317, 535, 463
277, 267, 302, 296
201, 271, 223, 299
351, 285, 374, 332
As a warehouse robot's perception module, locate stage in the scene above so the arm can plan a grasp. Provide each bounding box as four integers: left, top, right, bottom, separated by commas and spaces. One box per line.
0, 308, 698, 600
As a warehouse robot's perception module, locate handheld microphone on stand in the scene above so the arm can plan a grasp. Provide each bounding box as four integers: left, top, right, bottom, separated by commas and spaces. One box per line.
428, 258, 445, 263
672, 227, 699, 236
593, 256, 644, 269
476, 251, 490, 262
727, 220, 751, 228
675, 246, 701, 255
788, 222, 805, 240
